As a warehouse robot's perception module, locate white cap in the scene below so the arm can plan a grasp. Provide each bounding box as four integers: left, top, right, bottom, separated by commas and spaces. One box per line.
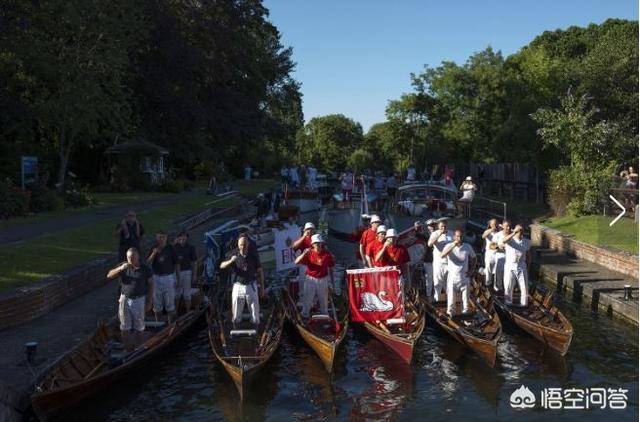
370, 214, 382, 224
304, 222, 316, 230
376, 225, 387, 234
425, 219, 437, 226
465, 176, 472, 181
385, 228, 398, 238
311, 234, 325, 244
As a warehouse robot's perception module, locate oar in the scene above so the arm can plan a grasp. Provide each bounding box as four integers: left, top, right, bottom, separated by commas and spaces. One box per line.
259, 305, 276, 349
328, 294, 341, 337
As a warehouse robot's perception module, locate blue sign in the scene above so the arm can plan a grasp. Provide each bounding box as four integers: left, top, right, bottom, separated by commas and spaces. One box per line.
21, 156, 38, 190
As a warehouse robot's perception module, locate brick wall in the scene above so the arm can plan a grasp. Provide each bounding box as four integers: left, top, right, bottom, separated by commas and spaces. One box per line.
0, 201, 253, 331
530, 223, 639, 280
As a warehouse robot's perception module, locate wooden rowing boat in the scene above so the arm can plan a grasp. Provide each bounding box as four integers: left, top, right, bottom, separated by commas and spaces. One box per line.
282, 279, 349, 373
207, 290, 285, 401
490, 285, 573, 356
31, 295, 207, 419
362, 288, 426, 365
425, 279, 502, 367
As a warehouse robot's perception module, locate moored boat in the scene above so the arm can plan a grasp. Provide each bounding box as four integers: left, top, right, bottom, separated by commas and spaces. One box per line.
207, 291, 285, 401
490, 285, 573, 356
362, 288, 426, 365
425, 280, 502, 367
31, 293, 207, 419
282, 276, 349, 373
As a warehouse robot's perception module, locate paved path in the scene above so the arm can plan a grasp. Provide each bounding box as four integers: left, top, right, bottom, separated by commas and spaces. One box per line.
0, 190, 202, 246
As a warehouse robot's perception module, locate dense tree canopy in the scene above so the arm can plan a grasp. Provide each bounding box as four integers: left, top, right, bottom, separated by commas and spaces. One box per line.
0, 0, 303, 187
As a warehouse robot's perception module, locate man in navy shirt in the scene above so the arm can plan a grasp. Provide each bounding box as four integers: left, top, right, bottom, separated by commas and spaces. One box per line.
147, 230, 180, 322
107, 248, 154, 347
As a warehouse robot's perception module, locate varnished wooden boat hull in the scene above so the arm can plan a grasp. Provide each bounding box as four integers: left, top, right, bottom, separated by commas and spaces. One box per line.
31, 305, 206, 419
492, 292, 573, 356
207, 298, 285, 401
425, 297, 502, 367
283, 288, 348, 373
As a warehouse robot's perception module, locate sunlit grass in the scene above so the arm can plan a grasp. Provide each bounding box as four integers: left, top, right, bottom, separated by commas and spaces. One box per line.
543, 215, 638, 255
0, 195, 240, 291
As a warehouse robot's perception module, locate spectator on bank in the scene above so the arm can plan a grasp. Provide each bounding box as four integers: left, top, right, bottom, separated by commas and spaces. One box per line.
457, 176, 477, 217
625, 166, 638, 189
207, 175, 217, 195
115, 210, 145, 262
280, 166, 289, 186
289, 165, 299, 188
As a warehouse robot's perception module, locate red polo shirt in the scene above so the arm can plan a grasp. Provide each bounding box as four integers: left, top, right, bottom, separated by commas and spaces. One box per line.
293, 235, 313, 252
366, 239, 385, 267
379, 244, 410, 272
299, 249, 335, 278
360, 228, 377, 250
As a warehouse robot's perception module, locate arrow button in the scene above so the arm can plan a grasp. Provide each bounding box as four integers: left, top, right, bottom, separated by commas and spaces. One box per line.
609, 195, 626, 227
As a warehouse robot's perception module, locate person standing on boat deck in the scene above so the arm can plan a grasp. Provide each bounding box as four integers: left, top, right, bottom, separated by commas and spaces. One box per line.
289, 165, 299, 188
492, 220, 511, 292
386, 173, 398, 211
457, 176, 477, 217
365, 225, 387, 267
500, 224, 531, 307
174, 230, 197, 313
375, 229, 410, 277
428, 220, 453, 302
295, 234, 335, 318
220, 235, 265, 326
418, 220, 437, 301
359, 214, 383, 267
107, 247, 154, 346
147, 231, 180, 322
293, 222, 316, 298
440, 229, 477, 317
482, 219, 500, 288
340, 171, 354, 203
115, 210, 145, 262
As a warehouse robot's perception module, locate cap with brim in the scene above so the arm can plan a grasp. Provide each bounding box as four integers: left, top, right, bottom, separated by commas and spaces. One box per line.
425, 219, 437, 226
304, 222, 316, 230
385, 228, 398, 238
311, 234, 325, 244
376, 225, 387, 234
370, 214, 382, 224
465, 176, 472, 181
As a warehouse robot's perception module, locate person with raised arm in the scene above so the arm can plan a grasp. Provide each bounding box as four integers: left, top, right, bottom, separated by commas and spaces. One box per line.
500, 224, 531, 307
440, 229, 477, 317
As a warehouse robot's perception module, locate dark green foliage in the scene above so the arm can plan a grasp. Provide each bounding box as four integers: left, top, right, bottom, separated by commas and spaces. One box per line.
0, 179, 30, 218
28, 184, 64, 213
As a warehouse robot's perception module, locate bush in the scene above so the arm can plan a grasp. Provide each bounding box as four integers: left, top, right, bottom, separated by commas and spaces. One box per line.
548, 163, 615, 217
63, 186, 96, 208
156, 178, 182, 193
0, 179, 30, 218
29, 184, 64, 213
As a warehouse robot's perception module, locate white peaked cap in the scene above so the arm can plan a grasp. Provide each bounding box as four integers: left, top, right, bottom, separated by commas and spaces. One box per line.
376, 225, 387, 234
311, 234, 325, 243
304, 222, 316, 230
465, 176, 472, 181
370, 214, 382, 224
385, 228, 398, 238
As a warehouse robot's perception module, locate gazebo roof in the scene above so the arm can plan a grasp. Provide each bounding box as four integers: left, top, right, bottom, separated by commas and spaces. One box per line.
106, 138, 169, 155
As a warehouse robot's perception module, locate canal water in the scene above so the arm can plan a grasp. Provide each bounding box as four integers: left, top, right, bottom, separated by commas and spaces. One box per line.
64, 234, 638, 421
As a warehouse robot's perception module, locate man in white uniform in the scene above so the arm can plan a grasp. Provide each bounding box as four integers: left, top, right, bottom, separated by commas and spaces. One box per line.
440, 229, 477, 317
481, 219, 500, 287
500, 224, 531, 307
427, 219, 453, 302
492, 220, 511, 292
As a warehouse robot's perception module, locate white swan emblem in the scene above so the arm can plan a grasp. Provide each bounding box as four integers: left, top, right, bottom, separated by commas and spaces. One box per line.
360, 291, 394, 312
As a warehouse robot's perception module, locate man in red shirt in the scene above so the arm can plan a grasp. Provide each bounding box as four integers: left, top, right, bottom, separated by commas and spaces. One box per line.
359, 214, 382, 267
365, 225, 386, 267
375, 228, 410, 277
295, 234, 335, 318
293, 222, 315, 251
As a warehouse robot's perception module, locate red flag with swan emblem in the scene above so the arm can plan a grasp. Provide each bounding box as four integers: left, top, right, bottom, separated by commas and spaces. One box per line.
347, 267, 404, 322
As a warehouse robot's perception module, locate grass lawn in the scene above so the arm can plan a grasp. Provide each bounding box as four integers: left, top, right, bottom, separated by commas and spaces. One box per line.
232, 179, 277, 197
0, 195, 238, 291
0, 191, 178, 230
543, 215, 639, 255
477, 194, 550, 221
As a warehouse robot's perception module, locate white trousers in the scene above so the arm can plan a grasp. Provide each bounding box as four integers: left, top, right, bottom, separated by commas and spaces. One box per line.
232, 282, 260, 324
422, 263, 433, 298
118, 295, 146, 331
302, 274, 329, 317
153, 274, 176, 313
504, 265, 529, 306
493, 253, 505, 291
484, 251, 496, 286
433, 261, 448, 301
446, 276, 470, 316
176, 270, 192, 300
